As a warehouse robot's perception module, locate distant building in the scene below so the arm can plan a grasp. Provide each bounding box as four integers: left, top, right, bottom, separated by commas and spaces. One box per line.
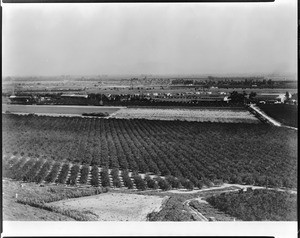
61, 94, 88, 99
152, 93, 229, 102
255, 94, 286, 104
9, 95, 34, 104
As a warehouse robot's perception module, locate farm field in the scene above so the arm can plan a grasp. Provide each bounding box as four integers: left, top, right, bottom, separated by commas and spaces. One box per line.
2, 179, 75, 221
2, 104, 124, 116
48, 193, 168, 221
258, 104, 298, 128
2, 179, 107, 221
206, 189, 297, 221
3, 155, 194, 190
2, 114, 297, 189
110, 108, 260, 123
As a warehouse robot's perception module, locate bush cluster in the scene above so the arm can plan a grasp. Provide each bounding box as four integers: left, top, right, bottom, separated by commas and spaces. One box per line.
79, 165, 90, 184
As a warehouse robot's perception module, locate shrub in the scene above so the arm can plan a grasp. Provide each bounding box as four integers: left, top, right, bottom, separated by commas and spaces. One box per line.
2, 157, 19, 178
206, 189, 297, 221
202, 177, 214, 188
165, 175, 181, 189
144, 174, 158, 189
195, 180, 204, 189
45, 162, 61, 183
213, 179, 224, 186
33, 160, 51, 183
110, 168, 122, 188
23, 159, 44, 182
7, 157, 27, 179
100, 167, 110, 187
67, 164, 80, 185
13, 159, 36, 181
56, 163, 70, 184
122, 170, 134, 189
79, 165, 90, 184
90, 165, 100, 187
179, 177, 194, 190
156, 177, 171, 191
133, 174, 147, 190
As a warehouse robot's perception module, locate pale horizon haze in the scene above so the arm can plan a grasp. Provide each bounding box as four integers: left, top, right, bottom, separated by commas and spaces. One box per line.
2, 0, 297, 77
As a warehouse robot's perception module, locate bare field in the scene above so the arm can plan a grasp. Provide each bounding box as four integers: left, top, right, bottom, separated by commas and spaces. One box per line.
48, 193, 168, 221
110, 108, 260, 123
2, 104, 124, 115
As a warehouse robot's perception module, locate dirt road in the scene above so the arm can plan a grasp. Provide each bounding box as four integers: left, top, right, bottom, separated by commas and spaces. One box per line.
184, 198, 208, 221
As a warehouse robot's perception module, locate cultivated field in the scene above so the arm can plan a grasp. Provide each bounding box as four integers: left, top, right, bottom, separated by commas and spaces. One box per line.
49, 193, 168, 221
258, 104, 298, 128
2, 114, 297, 189
110, 108, 260, 123
2, 104, 124, 116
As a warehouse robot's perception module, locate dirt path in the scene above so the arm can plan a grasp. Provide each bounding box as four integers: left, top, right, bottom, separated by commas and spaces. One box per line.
168, 183, 297, 194
249, 104, 298, 130
249, 104, 281, 126
184, 198, 208, 221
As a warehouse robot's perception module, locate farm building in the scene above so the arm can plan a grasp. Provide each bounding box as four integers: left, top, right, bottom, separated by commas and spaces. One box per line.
61, 94, 88, 99
255, 94, 286, 104
59, 94, 89, 105
152, 94, 230, 102
9, 95, 35, 104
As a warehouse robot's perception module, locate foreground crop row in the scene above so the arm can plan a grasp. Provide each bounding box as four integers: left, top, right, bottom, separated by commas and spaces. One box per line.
2, 114, 297, 189
2, 156, 194, 190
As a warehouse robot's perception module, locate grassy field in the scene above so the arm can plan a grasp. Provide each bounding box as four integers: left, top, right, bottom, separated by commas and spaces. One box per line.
2, 114, 297, 189
110, 108, 259, 123
258, 104, 298, 128
2, 104, 124, 115
2, 179, 107, 221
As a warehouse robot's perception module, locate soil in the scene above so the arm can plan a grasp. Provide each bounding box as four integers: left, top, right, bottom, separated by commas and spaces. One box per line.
48, 192, 168, 221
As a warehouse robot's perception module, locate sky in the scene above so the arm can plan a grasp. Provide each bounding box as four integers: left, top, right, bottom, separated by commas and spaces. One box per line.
2, 0, 297, 76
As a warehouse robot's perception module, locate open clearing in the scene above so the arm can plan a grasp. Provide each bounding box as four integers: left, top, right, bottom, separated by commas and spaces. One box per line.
110, 108, 260, 123
48, 193, 168, 221
2, 104, 124, 116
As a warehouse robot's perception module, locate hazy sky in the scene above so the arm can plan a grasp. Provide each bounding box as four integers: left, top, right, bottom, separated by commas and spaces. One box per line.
2, 0, 297, 76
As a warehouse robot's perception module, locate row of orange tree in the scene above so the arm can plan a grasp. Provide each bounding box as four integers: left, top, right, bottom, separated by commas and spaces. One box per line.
2, 114, 297, 189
